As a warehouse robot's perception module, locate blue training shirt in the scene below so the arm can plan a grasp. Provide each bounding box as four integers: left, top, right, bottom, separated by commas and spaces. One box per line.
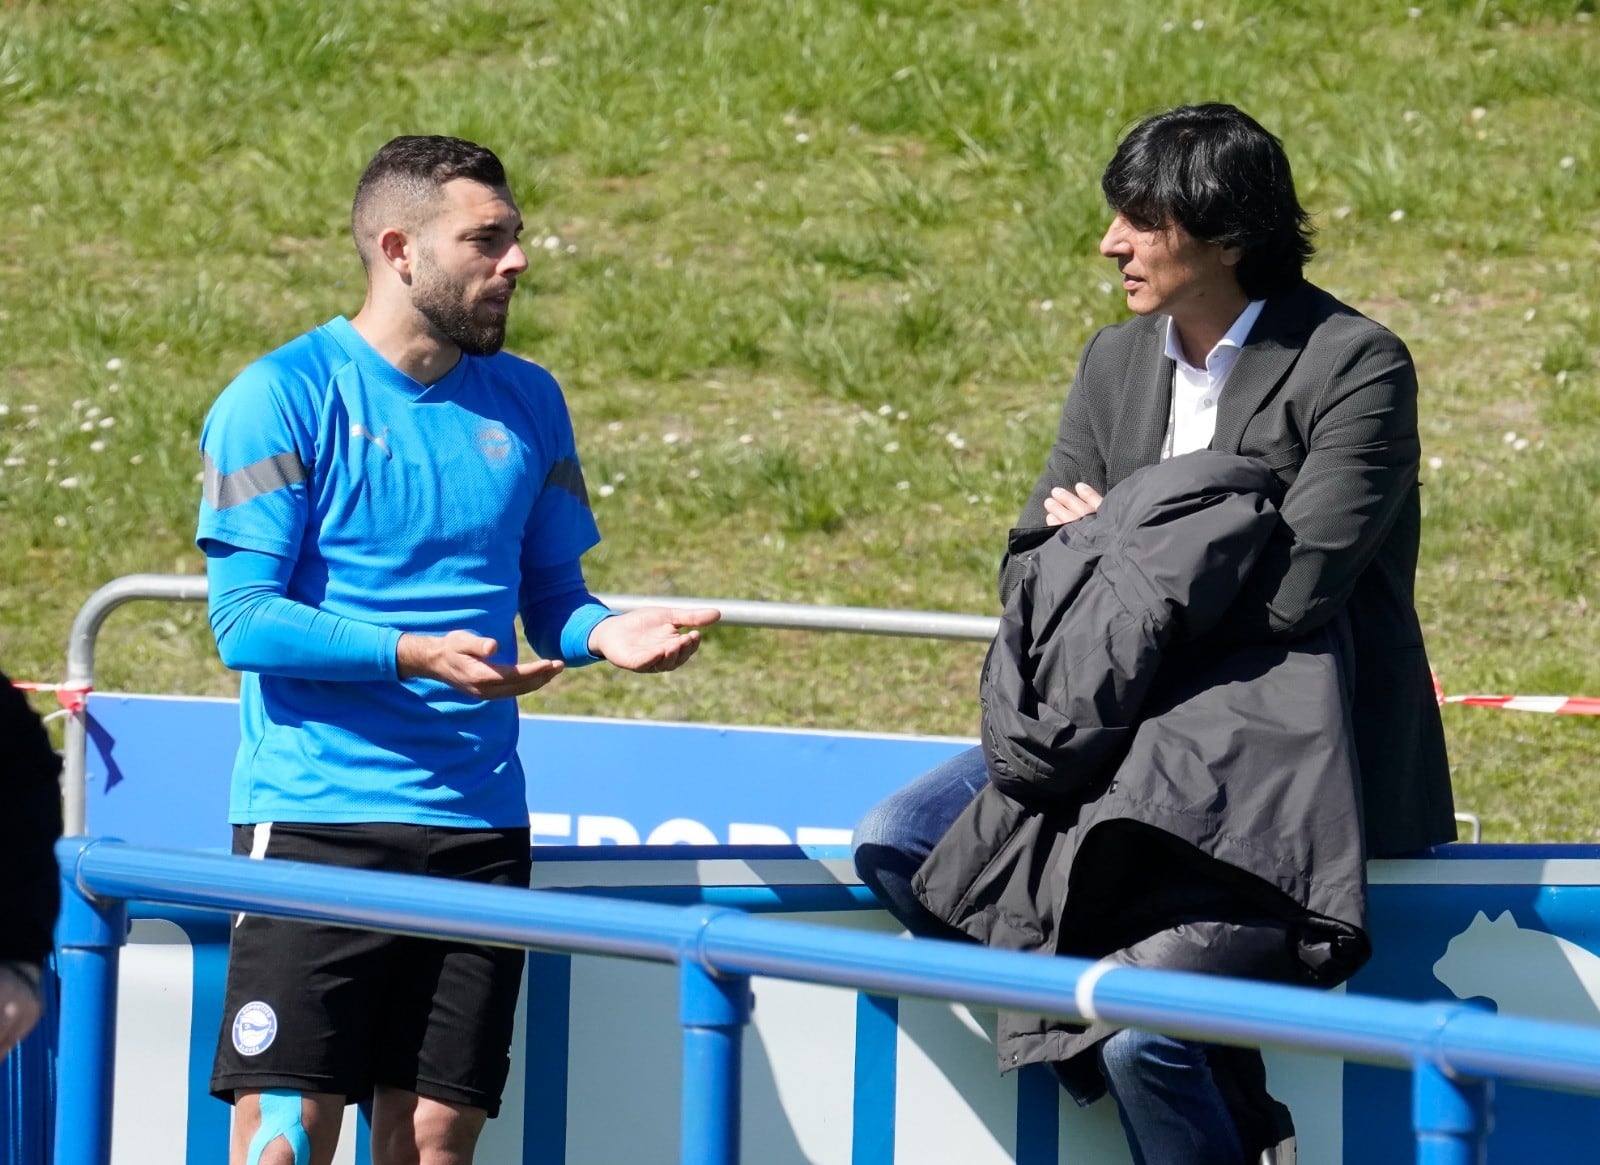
196, 316, 600, 827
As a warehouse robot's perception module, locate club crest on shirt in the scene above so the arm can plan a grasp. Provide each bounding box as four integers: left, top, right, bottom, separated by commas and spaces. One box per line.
477, 425, 513, 462
232, 1000, 278, 1056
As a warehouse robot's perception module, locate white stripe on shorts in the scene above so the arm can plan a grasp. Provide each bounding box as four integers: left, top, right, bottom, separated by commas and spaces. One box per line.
236, 822, 275, 927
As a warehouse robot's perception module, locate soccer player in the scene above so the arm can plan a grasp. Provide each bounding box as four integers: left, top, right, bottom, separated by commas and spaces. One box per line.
197, 135, 718, 1165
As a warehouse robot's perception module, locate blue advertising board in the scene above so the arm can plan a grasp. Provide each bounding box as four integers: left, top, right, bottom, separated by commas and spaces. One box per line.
83, 692, 971, 850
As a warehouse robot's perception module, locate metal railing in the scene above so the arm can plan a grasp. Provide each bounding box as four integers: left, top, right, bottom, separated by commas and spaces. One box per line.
56, 574, 1483, 840
56, 575, 996, 833
54, 837, 1600, 1165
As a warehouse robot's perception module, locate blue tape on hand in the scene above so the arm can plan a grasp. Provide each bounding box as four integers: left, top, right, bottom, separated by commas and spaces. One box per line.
246, 1090, 312, 1165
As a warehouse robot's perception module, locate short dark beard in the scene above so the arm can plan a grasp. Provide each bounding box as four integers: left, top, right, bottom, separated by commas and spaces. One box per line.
412, 253, 508, 357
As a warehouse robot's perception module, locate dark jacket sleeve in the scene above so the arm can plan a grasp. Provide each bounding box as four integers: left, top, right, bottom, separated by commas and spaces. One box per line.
0, 672, 64, 964
1001, 330, 1110, 604
1213, 327, 1420, 642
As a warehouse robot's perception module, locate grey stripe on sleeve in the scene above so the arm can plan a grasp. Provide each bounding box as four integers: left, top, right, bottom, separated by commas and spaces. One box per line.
543, 458, 592, 509
203, 450, 307, 511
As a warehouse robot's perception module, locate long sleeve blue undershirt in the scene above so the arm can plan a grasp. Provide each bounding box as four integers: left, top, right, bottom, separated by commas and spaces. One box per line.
204, 545, 613, 679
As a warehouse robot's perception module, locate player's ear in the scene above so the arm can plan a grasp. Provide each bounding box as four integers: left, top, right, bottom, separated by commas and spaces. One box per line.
376, 227, 415, 280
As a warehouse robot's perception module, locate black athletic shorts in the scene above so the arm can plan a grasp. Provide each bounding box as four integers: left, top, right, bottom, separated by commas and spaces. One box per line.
209, 821, 532, 1116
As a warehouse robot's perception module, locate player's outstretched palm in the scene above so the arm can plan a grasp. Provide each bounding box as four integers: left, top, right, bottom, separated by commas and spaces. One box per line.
397, 630, 565, 699
589, 607, 720, 673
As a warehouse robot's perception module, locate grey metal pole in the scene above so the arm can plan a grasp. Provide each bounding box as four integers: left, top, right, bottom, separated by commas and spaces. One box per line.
60, 574, 208, 834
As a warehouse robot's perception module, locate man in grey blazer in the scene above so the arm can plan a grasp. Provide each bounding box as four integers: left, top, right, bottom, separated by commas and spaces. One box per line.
855, 104, 1455, 1164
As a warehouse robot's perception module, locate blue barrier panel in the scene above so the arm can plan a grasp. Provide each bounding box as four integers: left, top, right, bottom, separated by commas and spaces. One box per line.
82, 694, 971, 852
49, 839, 1600, 1165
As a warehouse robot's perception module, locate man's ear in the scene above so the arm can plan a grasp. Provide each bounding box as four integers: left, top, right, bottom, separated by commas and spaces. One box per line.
1219, 244, 1243, 269
376, 227, 415, 281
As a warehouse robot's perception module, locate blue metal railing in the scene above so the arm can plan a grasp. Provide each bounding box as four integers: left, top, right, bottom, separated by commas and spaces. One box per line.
50, 837, 1600, 1165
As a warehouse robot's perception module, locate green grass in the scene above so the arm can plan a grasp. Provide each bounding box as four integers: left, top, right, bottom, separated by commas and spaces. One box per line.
1, 0, 1597, 841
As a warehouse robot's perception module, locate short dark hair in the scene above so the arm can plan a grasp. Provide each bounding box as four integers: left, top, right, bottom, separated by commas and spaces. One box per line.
1101, 104, 1315, 300
350, 135, 508, 269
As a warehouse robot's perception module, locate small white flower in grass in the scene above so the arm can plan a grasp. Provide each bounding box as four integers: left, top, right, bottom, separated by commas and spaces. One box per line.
1503, 431, 1517, 444
1407, 6, 1422, 17
663, 432, 681, 444
105, 358, 123, 372
739, 434, 754, 445
86, 405, 102, 419
1334, 206, 1352, 219
1470, 107, 1487, 123
129, 455, 143, 465
1040, 299, 1053, 312
54, 516, 66, 528
3, 457, 23, 467
607, 421, 623, 432
194, 471, 204, 482
795, 132, 811, 144
945, 432, 966, 450
107, 383, 120, 394
1556, 370, 1569, 386
72, 399, 87, 411
1403, 110, 1419, 123
0, 404, 8, 416
883, 441, 900, 453
99, 416, 114, 428
897, 410, 908, 421
543, 236, 561, 251
612, 472, 627, 483
1099, 281, 1113, 294
1560, 156, 1576, 170
1428, 456, 1444, 470
877, 403, 893, 416
895, 480, 910, 491
1161, 20, 1176, 32
1389, 209, 1406, 222
79, 421, 94, 432
58, 476, 79, 489
596, 483, 616, 498
21, 404, 37, 414
47, 457, 58, 467
1191, 18, 1204, 30
1513, 438, 1530, 451
1524, 308, 1537, 321
687, 467, 701, 479
90, 440, 106, 453
771, 409, 784, 420
966, 494, 980, 504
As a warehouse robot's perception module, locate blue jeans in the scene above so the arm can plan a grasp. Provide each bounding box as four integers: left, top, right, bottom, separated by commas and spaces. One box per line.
852, 746, 1251, 1165
1098, 1031, 1248, 1165
851, 745, 987, 942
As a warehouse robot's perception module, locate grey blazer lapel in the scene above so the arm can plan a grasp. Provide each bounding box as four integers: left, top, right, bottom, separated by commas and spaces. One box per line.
1112, 319, 1174, 482
1211, 292, 1311, 455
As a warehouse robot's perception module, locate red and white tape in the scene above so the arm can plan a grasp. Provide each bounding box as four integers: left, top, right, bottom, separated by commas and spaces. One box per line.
1440, 693, 1600, 716
1432, 671, 1599, 716
11, 681, 92, 714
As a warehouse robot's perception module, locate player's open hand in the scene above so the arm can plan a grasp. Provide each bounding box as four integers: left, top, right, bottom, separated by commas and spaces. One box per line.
588, 606, 720, 673
396, 630, 564, 699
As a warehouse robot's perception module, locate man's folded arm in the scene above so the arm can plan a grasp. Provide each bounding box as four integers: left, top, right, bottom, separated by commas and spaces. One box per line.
1217, 330, 1421, 641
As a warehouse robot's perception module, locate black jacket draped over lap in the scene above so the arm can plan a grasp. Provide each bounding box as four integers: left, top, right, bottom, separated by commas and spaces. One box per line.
912, 452, 1372, 1076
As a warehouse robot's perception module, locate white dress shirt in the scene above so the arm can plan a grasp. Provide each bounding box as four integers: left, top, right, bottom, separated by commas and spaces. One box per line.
1160, 299, 1267, 460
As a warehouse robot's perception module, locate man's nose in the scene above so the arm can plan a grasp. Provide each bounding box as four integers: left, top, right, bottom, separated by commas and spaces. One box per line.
1099, 215, 1130, 258
501, 243, 529, 277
